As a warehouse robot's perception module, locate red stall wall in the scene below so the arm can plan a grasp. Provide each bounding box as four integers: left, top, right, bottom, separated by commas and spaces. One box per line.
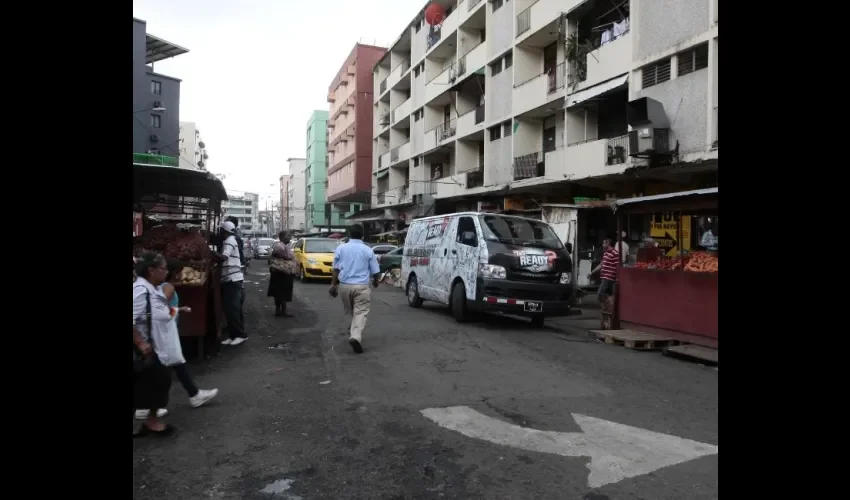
618, 268, 718, 340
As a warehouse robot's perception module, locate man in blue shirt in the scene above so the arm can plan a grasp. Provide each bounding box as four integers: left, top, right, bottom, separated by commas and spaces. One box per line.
330, 225, 380, 354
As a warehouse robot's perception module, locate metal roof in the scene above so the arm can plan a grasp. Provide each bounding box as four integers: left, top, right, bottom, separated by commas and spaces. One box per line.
613, 188, 718, 208
146, 34, 189, 64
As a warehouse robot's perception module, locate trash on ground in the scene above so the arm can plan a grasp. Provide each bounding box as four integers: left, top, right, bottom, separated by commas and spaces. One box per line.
319, 380, 331, 385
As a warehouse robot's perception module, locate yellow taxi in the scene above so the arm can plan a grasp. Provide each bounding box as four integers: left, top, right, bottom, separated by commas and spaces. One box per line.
293, 237, 341, 282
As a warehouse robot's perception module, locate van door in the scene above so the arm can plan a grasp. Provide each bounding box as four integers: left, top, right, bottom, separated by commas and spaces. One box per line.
449, 215, 482, 301
420, 215, 457, 303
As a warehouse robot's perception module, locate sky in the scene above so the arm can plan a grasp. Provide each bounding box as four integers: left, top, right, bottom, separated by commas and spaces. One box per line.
133, 0, 424, 206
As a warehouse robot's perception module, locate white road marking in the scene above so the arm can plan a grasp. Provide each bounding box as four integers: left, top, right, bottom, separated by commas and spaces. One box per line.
421, 406, 718, 488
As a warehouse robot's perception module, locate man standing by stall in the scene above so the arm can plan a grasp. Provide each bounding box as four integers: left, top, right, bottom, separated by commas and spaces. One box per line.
589, 237, 620, 302
211, 221, 247, 346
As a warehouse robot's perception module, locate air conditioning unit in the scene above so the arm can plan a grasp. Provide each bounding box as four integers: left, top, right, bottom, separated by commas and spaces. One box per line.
149, 134, 159, 142
628, 128, 671, 157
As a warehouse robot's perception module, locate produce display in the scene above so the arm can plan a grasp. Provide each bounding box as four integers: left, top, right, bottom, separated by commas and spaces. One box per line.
134, 225, 210, 261
631, 252, 718, 273
175, 266, 206, 286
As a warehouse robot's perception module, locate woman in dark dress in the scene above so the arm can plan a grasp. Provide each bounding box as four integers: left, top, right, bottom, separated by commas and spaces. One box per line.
267, 230, 295, 317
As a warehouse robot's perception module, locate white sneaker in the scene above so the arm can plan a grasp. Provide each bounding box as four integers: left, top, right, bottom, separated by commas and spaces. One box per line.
230, 337, 247, 346
135, 408, 169, 420
221, 338, 232, 345
189, 388, 219, 408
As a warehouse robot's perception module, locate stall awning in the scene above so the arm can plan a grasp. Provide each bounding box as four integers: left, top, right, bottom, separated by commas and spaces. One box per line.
375, 169, 389, 180
133, 163, 228, 203
346, 206, 393, 222
613, 188, 718, 208
566, 74, 628, 108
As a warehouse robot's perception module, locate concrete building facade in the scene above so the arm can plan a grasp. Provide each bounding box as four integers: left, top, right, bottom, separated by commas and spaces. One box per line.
133, 17, 189, 162
221, 191, 259, 235
178, 121, 210, 170
282, 158, 307, 232
326, 43, 387, 206
364, 0, 717, 220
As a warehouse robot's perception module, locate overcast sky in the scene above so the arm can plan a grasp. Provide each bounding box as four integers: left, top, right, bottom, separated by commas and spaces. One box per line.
134, 0, 423, 206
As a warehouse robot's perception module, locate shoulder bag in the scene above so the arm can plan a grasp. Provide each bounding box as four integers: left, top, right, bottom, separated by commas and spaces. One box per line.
133, 290, 155, 373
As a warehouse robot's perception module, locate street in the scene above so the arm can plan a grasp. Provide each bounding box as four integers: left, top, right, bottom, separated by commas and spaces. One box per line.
133, 266, 718, 500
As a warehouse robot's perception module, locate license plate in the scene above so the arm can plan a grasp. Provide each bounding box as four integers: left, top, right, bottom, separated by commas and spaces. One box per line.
524, 301, 543, 312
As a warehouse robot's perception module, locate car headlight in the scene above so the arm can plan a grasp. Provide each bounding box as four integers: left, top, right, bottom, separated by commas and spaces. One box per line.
560, 272, 572, 284
307, 258, 319, 266
478, 263, 507, 279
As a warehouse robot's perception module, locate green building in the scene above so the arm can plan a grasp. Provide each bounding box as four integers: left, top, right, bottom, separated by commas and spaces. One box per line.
305, 110, 361, 231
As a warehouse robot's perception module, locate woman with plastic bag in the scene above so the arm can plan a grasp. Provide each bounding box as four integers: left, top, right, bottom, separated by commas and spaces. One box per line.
136, 259, 218, 420
133, 253, 175, 437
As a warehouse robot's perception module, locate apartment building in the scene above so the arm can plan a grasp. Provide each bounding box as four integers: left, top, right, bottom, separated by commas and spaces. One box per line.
178, 121, 210, 170
326, 43, 388, 208
363, 0, 717, 219
221, 192, 259, 235
133, 18, 188, 162
282, 158, 307, 232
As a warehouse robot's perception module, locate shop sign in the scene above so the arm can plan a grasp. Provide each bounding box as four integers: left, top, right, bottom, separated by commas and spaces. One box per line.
650, 214, 691, 256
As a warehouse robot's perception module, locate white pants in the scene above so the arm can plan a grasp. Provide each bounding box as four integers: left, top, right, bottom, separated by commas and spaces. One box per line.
339, 284, 371, 342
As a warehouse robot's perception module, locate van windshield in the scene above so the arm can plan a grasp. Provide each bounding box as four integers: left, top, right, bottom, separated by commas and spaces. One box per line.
479, 215, 563, 250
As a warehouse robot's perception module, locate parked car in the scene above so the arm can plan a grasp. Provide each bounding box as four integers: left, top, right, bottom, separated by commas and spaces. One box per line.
378, 247, 404, 273
370, 244, 398, 256
292, 238, 341, 282
401, 212, 573, 327
256, 238, 275, 259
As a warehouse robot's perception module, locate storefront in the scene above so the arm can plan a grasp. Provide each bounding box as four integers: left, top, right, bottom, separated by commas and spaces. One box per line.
612, 188, 718, 346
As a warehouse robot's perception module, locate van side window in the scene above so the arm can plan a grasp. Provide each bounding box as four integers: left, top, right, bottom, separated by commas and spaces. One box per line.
456, 217, 478, 247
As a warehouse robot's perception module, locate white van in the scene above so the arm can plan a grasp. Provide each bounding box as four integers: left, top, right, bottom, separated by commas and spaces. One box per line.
401, 212, 573, 327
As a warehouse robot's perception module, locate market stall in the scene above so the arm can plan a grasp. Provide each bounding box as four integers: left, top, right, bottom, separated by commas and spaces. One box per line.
611, 188, 718, 346
133, 163, 228, 359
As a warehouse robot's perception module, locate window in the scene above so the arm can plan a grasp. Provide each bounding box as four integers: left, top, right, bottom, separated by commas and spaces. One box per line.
414, 108, 423, 121
641, 58, 671, 89
456, 216, 478, 247
150, 114, 161, 128
677, 43, 709, 77
504, 52, 513, 69
490, 60, 502, 77
489, 125, 502, 141
415, 19, 423, 33
414, 65, 420, 77
492, 0, 504, 12
503, 121, 512, 137
151, 80, 162, 95
479, 214, 564, 249
414, 156, 421, 167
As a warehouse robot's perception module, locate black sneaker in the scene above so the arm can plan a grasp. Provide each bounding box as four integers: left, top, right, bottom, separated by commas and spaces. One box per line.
348, 338, 363, 354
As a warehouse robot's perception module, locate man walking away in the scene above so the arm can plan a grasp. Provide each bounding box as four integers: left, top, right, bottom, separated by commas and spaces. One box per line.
226, 216, 247, 267
588, 237, 619, 303
212, 221, 248, 346
329, 224, 380, 354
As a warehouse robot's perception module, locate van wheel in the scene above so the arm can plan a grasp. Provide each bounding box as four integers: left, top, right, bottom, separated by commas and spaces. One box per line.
530, 315, 545, 328
406, 275, 423, 308
451, 281, 469, 322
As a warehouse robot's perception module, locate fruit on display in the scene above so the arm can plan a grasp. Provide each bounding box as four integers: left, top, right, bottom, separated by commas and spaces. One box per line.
177, 267, 205, 285
684, 252, 718, 273
134, 226, 210, 262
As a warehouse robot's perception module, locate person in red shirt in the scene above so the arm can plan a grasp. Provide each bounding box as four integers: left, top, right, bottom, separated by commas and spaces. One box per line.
589, 237, 620, 301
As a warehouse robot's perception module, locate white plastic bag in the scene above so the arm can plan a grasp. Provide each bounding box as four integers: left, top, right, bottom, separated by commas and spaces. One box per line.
151, 310, 186, 366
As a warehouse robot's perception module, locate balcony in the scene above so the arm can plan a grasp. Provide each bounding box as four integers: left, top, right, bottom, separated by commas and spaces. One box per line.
391, 184, 412, 205
387, 59, 411, 90
435, 118, 457, 144
564, 135, 631, 180
379, 151, 391, 170
575, 31, 633, 91
514, 62, 566, 116
391, 98, 411, 125
380, 78, 387, 95
427, 9, 458, 52
376, 111, 390, 136
513, 151, 544, 180
466, 170, 484, 189
133, 152, 178, 167
425, 61, 458, 103
514, 0, 561, 45
377, 191, 386, 205
347, 64, 356, 76
435, 174, 468, 199
457, 105, 486, 138
390, 142, 411, 165
457, 41, 486, 83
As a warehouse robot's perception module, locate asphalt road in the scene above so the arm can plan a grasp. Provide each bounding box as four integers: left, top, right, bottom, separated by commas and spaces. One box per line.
133, 266, 718, 500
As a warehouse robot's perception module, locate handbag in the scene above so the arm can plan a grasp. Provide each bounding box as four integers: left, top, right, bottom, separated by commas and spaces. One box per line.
133, 290, 155, 373
270, 258, 297, 275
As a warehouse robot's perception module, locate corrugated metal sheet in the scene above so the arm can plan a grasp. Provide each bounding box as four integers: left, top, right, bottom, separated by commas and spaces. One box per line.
613, 188, 718, 209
